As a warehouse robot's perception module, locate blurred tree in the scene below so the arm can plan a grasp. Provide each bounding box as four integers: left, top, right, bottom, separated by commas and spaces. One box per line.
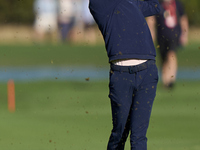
0, 0, 35, 25
181, 0, 200, 26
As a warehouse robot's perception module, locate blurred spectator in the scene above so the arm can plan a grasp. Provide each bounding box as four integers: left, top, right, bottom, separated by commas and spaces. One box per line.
69, 0, 97, 44
147, 0, 189, 89
58, 0, 75, 43
33, 0, 58, 42
82, 0, 95, 28
81, 0, 97, 44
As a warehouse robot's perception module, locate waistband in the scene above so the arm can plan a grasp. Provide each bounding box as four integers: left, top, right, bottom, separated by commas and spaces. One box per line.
110, 59, 155, 74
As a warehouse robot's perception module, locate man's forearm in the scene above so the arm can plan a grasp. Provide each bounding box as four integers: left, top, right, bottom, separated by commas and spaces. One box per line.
180, 15, 189, 36
179, 15, 189, 46
146, 16, 156, 42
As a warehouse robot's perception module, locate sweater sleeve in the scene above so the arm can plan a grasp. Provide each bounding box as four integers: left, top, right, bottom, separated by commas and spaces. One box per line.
137, 0, 160, 17
89, 0, 120, 15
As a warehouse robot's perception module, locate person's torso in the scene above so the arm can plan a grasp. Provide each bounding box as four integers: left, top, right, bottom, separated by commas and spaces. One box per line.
89, 0, 159, 62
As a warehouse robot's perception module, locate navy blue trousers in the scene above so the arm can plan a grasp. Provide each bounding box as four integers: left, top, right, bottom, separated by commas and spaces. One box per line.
107, 60, 158, 150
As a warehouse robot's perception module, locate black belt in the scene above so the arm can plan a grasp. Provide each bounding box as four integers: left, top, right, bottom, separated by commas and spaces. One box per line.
110, 59, 155, 74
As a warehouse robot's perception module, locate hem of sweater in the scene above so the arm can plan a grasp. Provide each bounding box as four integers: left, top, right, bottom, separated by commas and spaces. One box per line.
109, 54, 156, 62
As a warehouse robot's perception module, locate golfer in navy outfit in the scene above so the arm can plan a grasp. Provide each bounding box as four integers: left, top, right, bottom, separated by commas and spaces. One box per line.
89, 0, 160, 149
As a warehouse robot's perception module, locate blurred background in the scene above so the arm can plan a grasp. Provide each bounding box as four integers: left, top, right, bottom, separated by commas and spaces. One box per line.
0, 0, 199, 44
0, 0, 200, 150
0, 0, 101, 44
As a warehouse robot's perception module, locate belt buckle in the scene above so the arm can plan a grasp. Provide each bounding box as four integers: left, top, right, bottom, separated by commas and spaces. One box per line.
128, 66, 135, 74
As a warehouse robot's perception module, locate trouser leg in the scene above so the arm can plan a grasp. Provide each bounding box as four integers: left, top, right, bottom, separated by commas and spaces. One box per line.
107, 71, 134, 150
130, 65, 158, 150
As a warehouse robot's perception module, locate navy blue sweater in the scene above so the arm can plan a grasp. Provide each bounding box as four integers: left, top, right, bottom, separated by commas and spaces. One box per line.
89, 0, 160, 62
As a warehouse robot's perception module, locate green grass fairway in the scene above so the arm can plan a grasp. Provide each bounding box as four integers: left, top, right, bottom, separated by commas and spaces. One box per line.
0, 42, 200, 67
0, 80, 200, 150
0, 44, 108, 67
0, 43, 200, 149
